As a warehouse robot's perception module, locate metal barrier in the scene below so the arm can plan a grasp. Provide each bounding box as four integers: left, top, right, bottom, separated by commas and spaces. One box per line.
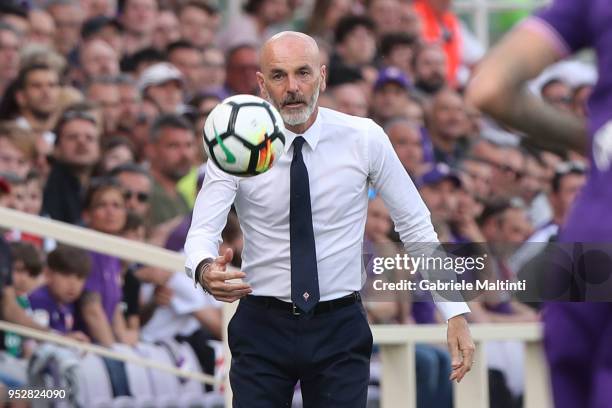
0, 207, 552, 407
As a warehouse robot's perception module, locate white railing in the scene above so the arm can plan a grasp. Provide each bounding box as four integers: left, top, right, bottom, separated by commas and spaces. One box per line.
0, 207, 552, 407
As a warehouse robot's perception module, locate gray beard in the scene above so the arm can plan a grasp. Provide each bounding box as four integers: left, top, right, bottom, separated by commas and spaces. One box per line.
280, 85, 320, 126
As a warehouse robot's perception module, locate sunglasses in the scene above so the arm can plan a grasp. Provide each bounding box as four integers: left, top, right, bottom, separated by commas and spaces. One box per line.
123, 190, 149, 203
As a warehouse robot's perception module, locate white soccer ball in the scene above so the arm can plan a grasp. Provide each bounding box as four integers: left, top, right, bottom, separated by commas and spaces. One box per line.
203, 94, 286, 176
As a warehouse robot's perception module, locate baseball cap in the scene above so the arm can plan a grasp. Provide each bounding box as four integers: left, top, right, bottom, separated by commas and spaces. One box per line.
417, 163, 462, 188
374, 67, 411, 91
138, 62, 184, 92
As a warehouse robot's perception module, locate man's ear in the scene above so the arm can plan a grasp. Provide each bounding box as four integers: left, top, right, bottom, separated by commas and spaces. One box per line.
320, 65, 327, 93
256, 72, 268, 99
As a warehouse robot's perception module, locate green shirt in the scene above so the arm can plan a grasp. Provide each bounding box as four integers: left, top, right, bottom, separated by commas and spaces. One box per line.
149, 179, 190, 226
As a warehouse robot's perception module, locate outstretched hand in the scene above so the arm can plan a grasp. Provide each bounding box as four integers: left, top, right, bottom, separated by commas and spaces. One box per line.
199, 248, 252, 302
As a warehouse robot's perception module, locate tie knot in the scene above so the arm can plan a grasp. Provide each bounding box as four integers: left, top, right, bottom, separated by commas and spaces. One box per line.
293, 136, 305, 152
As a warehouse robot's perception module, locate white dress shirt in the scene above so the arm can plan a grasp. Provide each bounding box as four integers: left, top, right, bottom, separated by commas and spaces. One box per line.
185, 107, 469, 320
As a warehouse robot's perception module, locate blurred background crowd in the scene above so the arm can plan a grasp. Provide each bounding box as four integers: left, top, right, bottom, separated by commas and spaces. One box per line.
0, 0, 595, 406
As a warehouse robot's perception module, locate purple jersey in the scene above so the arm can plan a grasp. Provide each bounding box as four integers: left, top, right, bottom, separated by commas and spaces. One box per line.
28, 286, 75, 334
530, 0, 612, 241
85, 251, 123, 324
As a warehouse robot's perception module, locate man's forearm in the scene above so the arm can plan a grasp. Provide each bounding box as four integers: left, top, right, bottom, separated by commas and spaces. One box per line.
490, 88, 587, 153
466, 25, 588, 153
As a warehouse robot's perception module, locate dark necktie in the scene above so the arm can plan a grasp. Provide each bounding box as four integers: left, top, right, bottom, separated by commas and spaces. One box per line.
290, 136, 320, 312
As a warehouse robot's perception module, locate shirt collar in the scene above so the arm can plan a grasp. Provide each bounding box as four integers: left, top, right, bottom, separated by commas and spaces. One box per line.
282, 108, 322, 153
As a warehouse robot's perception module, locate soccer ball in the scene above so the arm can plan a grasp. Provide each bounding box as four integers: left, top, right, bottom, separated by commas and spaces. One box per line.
203, 94, 286, 176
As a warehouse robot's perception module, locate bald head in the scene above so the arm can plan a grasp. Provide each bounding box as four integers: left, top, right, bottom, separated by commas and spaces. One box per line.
260, 31, 321, 72
257, 31, 326, 132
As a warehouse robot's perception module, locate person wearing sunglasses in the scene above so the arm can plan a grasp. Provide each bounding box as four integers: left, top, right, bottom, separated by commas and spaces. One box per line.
110, 163, 152, 223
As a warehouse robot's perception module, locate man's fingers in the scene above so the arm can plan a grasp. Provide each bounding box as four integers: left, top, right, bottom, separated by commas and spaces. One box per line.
448, 337, 462, 368
207, 269, 247, 282
209, 280, 251, 293
461, 345, 475, 372
214, 248, 233, 267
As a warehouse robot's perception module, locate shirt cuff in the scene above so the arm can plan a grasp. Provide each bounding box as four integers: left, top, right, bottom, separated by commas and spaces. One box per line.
435, 301, 471, 321
185, 252, 216, 286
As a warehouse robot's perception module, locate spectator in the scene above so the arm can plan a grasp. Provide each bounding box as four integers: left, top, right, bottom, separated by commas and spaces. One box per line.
470, 141, 524, 200
3, 242, 42, 357
417, 163, 462, 232
380, 32, 418, 79
188, 92, 222, 139
138, 62, 185, 114
413, 0, 463, 86
385, 118, 424, 177
519, 150, 552, 228
167, 40, 204, 92
540, 77, 572, 113
110, 163, 152, 222
115, 74, 140, 134
367, 0, 402, 37
86, 77, 122, 136
46, 0, 85, 57
98, 136, 135, 174
217, 0, 287, 52
77, 38, 120, 86
2, 172, 26, 213
370, 67, 411, 125
9, 242, 43, 298
413, 44, 447, 96
427, 88, 467, 165
404, 94, 426, 127
187, 92, 222, 164
200, 47, 226, 93
458, 156, 493, 202
0, 23, 20, 96
23, 171, 44, 216
0, 123, 36, 179
0, 2, 28, 35
178, 0, 220, 50
43, 108, 101, 224
122, 46, 165, 77
80, 16, 123, 55
330, 82, 369, 117
331, 15, 377, 70
27, 10, 56, 48
29, 245, 90, 341
11, 64, 61, 137
146, 114, 195, 227
152, 8, 181, 51
119, 0, 158, 55
224, 44, 260, 95
305, 0, 354, 43
79, 178, 137, 346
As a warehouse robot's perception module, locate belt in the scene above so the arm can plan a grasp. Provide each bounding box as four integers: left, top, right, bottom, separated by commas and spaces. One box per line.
243, 292, 361, 316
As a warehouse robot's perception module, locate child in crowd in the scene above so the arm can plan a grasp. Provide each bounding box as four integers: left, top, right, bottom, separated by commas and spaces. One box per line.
28, 245, 90, 342
4, 243, 43, 357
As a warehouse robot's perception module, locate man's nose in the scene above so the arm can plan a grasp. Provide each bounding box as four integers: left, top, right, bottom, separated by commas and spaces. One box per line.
287, 74, 299, 93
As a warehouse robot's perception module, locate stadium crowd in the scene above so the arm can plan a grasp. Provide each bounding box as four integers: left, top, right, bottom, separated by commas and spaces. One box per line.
0, 0, 593, 406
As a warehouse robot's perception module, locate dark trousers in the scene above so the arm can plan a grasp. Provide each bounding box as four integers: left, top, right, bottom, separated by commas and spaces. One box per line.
228, 296, 373, 407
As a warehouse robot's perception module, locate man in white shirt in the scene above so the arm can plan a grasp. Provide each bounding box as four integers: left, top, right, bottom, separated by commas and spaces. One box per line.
185, 31, 474, 407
